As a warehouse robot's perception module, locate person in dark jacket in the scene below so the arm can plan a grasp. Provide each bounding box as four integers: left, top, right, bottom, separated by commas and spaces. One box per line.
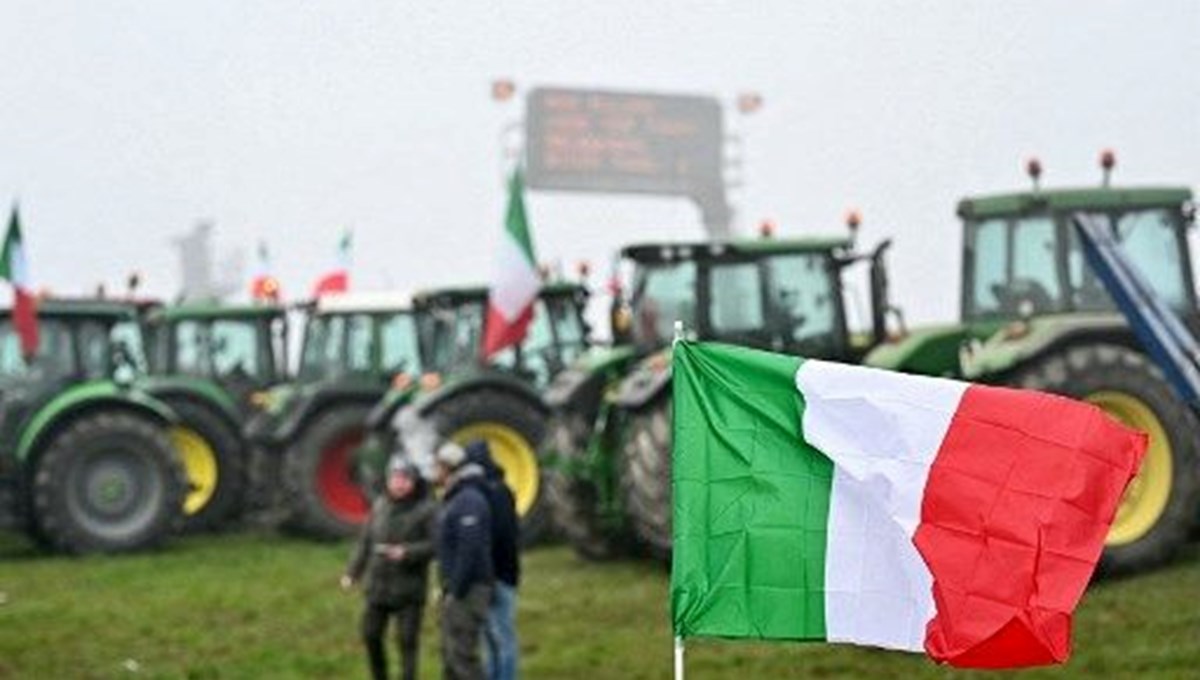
341, 456, 438, 680
435, 441, 494, 680
464, 439, 520, 680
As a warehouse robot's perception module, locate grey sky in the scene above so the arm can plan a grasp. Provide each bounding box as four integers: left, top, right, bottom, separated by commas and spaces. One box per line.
2, 1, 1197, 327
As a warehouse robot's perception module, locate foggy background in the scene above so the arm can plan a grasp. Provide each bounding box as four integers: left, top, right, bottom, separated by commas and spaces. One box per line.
2, 0, 1197, 331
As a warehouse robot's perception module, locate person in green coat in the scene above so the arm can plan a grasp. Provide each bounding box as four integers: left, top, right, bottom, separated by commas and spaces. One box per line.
341, 456, 438, 680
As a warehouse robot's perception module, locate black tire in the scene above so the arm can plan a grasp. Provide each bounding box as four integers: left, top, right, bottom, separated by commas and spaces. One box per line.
426, 388, 550, 546
163, 399, 246, 533
619, 396, 673, 563
32, 411, 186, 554
282, 404, 372, 540
1008, 343, 1200, 576
543, 411, 637, 560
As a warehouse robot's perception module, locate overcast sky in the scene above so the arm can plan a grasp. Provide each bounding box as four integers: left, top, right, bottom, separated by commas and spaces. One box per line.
2, 1, 1197, 329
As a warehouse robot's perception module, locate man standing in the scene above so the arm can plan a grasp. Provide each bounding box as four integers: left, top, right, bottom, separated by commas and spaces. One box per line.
465, 440, 520, 680
435, 441, 494, 680
342, 456, 437, 680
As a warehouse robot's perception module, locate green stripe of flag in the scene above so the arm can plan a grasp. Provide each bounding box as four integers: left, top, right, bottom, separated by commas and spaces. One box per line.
671, 341, 833, 640
505, 168, 536, 267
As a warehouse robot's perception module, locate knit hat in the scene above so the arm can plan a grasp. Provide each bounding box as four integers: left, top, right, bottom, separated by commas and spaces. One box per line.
435, 441, 467, 469
387, 454, 415, 477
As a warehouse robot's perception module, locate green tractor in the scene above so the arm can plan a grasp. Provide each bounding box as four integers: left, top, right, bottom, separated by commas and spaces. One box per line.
244, 292, 421, 539
360, 282, 591, 544
140, 302, 288, 530
544, 229, 894, 560
865, 164, 1199, 575
0, 299, 186, 554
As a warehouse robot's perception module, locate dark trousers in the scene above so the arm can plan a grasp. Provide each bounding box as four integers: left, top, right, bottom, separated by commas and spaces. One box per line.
440, 584, 493, 680
362, 600, 424, 680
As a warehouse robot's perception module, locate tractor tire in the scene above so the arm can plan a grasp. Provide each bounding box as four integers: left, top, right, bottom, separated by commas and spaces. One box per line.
282, 404, 371, 540
427, 388, 550, 546
1008, 342, 1200, 577
544, 412, 637, 561
164, 399, 246, 533
32, 411, 186, 554
619, 397, 673, 563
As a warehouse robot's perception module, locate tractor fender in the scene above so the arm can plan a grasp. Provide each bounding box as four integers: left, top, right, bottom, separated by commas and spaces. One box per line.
141, 375, 243, 432
544, 345, 640, 412
365, 384, 420, 432
610, 349, 672, 411
414, 371, 548, 419
272, 384, 386, 445
17, 383, 177, 464
961, 313, 1132, 381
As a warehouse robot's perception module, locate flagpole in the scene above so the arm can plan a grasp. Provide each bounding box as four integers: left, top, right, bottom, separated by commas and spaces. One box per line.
674, 636, 685, 680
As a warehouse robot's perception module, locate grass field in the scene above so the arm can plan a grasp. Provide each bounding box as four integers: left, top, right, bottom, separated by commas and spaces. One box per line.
0, 531, 1197, 679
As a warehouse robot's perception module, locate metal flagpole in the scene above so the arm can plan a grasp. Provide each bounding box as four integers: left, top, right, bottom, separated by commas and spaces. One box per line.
674, 636, 685, 680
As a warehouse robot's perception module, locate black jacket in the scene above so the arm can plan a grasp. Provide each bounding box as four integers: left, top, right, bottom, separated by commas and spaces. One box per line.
465, 440, 520, 588
346, 483, 438, 606
437, 464, 494, 598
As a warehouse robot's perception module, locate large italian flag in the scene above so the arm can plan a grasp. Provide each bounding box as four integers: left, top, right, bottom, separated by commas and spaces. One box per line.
483, 169, 539, 358
0, 208, 38, 358
671, 342, 1145, 668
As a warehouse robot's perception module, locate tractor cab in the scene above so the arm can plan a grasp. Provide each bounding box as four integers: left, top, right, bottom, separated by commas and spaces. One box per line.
960, 185, 1196, 325
143, 302, 288, 405
413, 283, 589, 389
296, 292, 424, 387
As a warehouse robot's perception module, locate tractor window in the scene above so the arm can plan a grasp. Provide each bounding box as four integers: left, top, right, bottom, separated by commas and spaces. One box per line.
380, 313, 421, 376
299, 314, 344, 379
346, 314, 374, 373
210, 320, 260, 380
545, 294, 587, 367
0, 319, 74, 379
632, 261, 697, 346
967, 215, 1062, 320
110, 320, 147, 374
514, 300, 556, 386
419, 299, 485, 373
174, 320, 207, 375
708, 262, 765, 333
767, 253, 839, 354
1068, 208, 1189, 311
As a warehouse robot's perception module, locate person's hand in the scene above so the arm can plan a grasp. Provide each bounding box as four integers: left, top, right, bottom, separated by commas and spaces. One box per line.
339, 574, 354, 591
385, 545, 407, 562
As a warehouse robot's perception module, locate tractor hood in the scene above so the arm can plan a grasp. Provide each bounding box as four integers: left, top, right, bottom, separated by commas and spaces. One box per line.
612, 347, 673, 409
959, 313, 1128, 380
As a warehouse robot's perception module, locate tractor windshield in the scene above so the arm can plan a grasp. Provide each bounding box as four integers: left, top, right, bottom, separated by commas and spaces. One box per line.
630, 261, 697, 347
172, 318, 272, 384
417, 299, 485, 375
300, 311, 419, 381
0, 319, 74, 381
707, 252, 842, 356
966, 207, 1192, 321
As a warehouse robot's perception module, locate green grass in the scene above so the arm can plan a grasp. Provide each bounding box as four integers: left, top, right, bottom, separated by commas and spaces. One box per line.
0, 532, 1196, 679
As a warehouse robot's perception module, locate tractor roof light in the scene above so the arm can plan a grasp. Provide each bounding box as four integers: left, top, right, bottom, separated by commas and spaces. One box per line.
491, 79, 516, 102
1026, 157, 1043, 191
1100, 148, 1117, 187
576, 260, 591, 282
758, 219, 776, 239
845, 209, 862, 240
737, 92, 764, 115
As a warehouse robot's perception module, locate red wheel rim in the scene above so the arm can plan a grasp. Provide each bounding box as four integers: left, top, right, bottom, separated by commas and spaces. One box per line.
315, 428, 369, 524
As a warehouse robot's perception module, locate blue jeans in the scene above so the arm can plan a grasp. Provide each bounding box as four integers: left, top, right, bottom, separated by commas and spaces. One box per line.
484, 582, 518, 680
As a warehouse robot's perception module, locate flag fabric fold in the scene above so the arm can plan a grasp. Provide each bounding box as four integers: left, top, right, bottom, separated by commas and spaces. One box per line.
484, 168, 540, 358
670, 341, 1146, 669
1, 208, 38, 357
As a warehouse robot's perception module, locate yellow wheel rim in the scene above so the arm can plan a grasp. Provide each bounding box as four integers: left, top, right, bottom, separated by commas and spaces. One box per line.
1087, 391, 1172, 546
451, 422, 539, 517
170, 426, 219, 516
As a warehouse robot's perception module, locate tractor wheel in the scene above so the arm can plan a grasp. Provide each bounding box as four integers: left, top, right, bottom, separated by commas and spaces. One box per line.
427, 388, 550, 546
282, 404, 371, 540
544, 412, 636, 561
1009, 343, 1200, 576
165, 400, 245, 533
32, 411, 185, 554
619, 397, 673, 563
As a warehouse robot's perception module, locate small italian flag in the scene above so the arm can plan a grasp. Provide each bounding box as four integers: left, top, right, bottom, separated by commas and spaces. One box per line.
671, 342, 1145, 668
312, 230, 351, 298
483, 168, 539, 358
0, 207, 38, 358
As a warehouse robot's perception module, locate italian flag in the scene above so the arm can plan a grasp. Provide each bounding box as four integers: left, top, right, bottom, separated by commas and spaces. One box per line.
312, 230, 351, 298
0, 208, 38, 358
483, 169, 539, 358
671, 342, 1145, 669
